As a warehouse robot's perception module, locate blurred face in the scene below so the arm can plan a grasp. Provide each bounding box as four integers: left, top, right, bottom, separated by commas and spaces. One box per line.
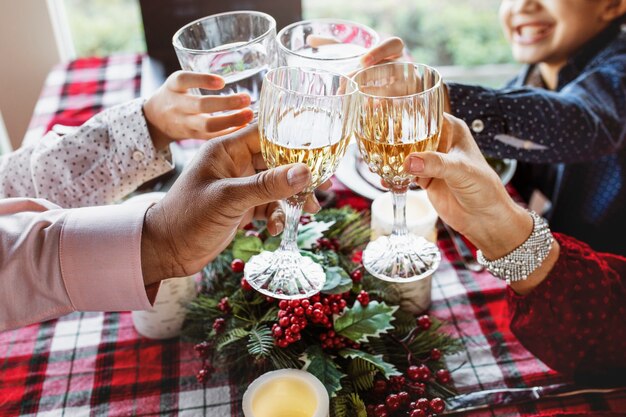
499, 0, 616, 65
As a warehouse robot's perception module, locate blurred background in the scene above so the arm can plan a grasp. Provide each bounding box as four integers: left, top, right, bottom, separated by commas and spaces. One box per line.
0, 0, 519, 153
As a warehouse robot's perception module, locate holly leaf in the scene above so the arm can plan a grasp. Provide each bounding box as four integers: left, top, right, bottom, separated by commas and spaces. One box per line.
334, 301, 397, 343
322, 267, 353, 294
263, 236, 281, 251
232, 236, 263, 262
297, 220, 334, 249
339, 348, 401, 378
302, 345, 345, 397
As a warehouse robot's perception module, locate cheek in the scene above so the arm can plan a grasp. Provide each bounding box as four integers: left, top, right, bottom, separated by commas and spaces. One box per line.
498, 5, 513, 41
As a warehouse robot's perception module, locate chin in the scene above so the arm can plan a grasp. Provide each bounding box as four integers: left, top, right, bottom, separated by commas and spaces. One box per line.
512, 47, 544, 65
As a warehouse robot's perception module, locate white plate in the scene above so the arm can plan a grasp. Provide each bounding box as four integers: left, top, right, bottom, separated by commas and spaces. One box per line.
335, 143, 518, 200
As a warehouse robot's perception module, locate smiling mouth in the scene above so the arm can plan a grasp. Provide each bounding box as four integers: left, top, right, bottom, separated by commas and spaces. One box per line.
513, 24, 554, 45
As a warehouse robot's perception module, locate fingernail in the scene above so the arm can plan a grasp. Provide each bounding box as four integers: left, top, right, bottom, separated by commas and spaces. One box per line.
287, 165, 310, 187
274, 221, 284, 235
362, 55, 373, 66
408, 156, 425, 173
311, 196, 322, 213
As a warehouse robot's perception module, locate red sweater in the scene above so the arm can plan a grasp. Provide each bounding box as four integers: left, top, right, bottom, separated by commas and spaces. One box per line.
507, 233, 626, 384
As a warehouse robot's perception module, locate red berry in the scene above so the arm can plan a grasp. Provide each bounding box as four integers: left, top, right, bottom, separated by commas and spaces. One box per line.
430, 348, 442, 361
436, 369, 451, 384
290, 324, 301, 334
212, 318, 225, 333
385, 394, 400, 411
230, 259, 245, 273
357, 290, 370, 306
352, 250, 363, 263
416, 398, 430, 411
430, 397, 445, 413
407, 365, 420, 381
289, 299, 301, 308
294, 306, 305, 316
417, 365, 431, 381
279, 300, 289, 309
301, 299, 310, 309
410, 409, 427, 417
398, 391, 409, 405
196, 367, 210, 383
417, 315, 432, 330
272, 327, 283, 337
409, 382, 426, 397
278, 317, 290, 327
218, 297, 231, 312
193, 341, 211, 358
241, 278, 253, 291
374, 404, 387, 417
277, 339, 289, 348
351, 269, 363, 282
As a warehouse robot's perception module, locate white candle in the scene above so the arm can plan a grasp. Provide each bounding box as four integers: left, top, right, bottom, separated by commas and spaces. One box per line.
370, 190, 439, 314
242, 369, 329, 417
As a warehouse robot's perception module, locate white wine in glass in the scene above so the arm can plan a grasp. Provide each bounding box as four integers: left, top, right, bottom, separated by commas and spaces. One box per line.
245, 67, 357, 299
354, 62, 443, 282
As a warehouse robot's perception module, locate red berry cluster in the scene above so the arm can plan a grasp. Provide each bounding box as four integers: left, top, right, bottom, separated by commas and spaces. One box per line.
366, 377, 446, 417
272, 299, 308, 348
217, 297, 231, 313
315, 237, 340, 251
212, 317, 225, 334
357, 290, 370, 306
319, 329, 359, 350
193, 341, 216, 384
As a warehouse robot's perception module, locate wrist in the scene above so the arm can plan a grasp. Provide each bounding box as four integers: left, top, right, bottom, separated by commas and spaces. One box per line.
141, 205, 172, 286
469, 202, 533, 260
142, 99, 171, 150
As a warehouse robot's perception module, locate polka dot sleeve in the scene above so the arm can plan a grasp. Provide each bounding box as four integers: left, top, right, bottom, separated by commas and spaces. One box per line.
447, 59, 626, 164
507, 233, 626, 382
0, 98, 174, 208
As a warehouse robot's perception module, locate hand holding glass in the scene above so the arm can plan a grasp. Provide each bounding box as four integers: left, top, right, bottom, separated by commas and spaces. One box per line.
353, 62, 443, 282
244, 67, 357, 299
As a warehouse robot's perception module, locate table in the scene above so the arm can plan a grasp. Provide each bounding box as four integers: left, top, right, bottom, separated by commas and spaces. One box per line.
2, 54, 625, 417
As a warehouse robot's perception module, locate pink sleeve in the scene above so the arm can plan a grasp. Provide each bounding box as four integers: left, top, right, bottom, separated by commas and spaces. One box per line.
0, 198, 153, 332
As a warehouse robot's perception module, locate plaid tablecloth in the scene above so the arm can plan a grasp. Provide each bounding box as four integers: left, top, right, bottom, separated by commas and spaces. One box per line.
1, 54, 625, 417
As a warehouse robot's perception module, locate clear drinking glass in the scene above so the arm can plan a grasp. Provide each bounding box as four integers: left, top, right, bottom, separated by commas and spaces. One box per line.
244, 67, 358, 299
353, 62, 443, 282
276, 19, 378, 75
172, 11, 277, 110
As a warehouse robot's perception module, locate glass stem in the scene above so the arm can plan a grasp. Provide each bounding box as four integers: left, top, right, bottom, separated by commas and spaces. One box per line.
278, 200, 304, 252
391, 190, 409, 238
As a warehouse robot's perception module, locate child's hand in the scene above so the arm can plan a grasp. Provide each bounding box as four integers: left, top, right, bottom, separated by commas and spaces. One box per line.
360, 37, 405, 67
143, 71, 254, 150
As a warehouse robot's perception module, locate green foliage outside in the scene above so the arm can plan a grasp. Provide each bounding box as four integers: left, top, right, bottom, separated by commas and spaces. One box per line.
65, 0, 146, 57
65, 0, 514, 67
303, 0, 514, 66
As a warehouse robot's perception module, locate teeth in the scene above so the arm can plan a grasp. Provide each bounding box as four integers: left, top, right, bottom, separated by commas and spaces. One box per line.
518, 25, 548, 38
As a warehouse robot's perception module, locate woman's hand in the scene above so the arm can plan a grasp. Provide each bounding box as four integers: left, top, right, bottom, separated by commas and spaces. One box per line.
143, 71, 254, 150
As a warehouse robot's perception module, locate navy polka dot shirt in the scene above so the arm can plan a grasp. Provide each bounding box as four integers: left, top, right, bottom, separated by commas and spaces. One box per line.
448, 23, 626, 255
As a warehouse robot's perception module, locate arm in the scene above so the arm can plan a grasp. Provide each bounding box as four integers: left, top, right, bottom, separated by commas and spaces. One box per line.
447, 58, 626, 164
404, 115, 626, 378
0, 71, 255, 208
0, 99, 174, 208
508, 233, 626, 380
0, 198, 154, 332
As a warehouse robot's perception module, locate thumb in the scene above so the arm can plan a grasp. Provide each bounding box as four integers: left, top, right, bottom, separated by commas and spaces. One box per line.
405, 151, 466, 186
229, 163, 312, 207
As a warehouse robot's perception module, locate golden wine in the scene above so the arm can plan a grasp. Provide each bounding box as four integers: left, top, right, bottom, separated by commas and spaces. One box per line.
260, 133, 350, 194
251, 376, 318, 417
356, 134, 439, 184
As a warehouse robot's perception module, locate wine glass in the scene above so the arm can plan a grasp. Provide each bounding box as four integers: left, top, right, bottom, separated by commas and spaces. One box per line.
172, 11, 277, 110
276, 19, 378, 75
244, 67, 358, 299
353, 62, 443, 282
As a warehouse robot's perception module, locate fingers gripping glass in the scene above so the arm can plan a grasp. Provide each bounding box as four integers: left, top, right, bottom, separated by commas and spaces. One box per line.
353, 62, 443, 282
172, 11, 277, 111
244, 67, 358, 299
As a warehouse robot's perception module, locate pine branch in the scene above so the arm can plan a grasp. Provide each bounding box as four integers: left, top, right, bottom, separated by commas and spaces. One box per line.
216, 328, 250, 351
347, 357, 377, 391
349, 392, 368, 417
247, 325, 274, 359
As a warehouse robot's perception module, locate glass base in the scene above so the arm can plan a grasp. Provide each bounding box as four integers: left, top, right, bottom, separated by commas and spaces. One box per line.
363, 235, 441, 282
244, 250, 326, 300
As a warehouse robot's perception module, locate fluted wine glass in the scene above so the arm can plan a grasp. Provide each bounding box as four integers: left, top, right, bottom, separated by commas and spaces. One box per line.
353, 62, 443, 282
244, 67, 358, 299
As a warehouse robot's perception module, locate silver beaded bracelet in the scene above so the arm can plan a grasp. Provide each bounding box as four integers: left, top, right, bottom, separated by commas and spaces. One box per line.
476, 210, 554, 284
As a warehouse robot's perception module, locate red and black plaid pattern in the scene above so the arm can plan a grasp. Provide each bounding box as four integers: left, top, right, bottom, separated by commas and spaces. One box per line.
1, 54, 625, 416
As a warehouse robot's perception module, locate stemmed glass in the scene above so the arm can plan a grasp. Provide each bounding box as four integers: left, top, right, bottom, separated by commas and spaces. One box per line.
353, 62, 443, 282
172, 11, 277, 110
244, 67, 358, 299
276, 19, 378, 75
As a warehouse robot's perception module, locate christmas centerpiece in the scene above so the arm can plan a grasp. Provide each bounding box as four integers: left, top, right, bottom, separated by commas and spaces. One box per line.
183, 207, 461, 417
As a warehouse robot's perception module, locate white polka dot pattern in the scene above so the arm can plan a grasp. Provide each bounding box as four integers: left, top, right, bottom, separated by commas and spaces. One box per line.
0, 98, 173, 208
